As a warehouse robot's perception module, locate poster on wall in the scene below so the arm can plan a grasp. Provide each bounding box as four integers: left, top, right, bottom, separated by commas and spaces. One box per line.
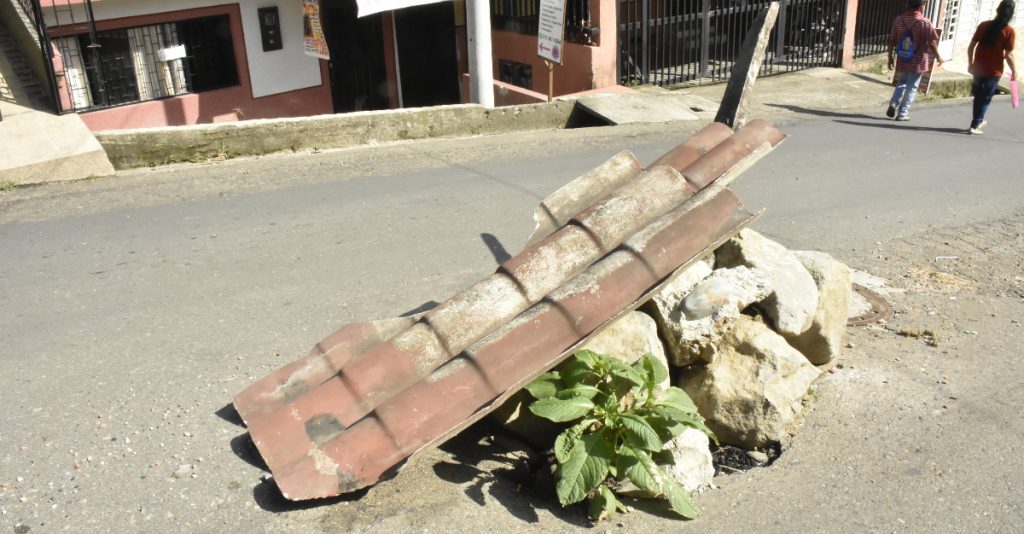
303, 0, 330, 59
537, 0, 566, 64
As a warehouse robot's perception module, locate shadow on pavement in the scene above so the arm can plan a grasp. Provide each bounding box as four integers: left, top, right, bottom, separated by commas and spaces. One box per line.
846, 71, 895, 86
833, 119, 968, 135
482, 232, 513, 264
765, 103, 884, 121
215, 402, 245, 427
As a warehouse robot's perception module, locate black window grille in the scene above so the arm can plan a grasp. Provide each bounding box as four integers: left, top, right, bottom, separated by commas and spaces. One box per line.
491, 0, 595, 45
54, 14, 239, 112
179, 15, 239, 92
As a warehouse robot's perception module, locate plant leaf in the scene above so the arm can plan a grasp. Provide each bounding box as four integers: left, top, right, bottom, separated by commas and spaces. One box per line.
662, 477, 700, 519
620, 413, 663, 452
634, 353, 669, 390
556, 384, 603, 401
647, 412, 689, 440
606, 358, 646, 388
616, 445, 664, 495
561, 358, 598, 387
530, 397, 595, 423
524, 372, 561, 400
588, 485, 618, 522
572, 349, 601, 367
554, 418, 597, 464
656, 387, 700, 415
555, 430, 614, 505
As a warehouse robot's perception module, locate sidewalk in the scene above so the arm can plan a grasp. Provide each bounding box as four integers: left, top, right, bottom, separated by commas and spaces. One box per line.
6, 63, 975, 178
95, 66, 974, 172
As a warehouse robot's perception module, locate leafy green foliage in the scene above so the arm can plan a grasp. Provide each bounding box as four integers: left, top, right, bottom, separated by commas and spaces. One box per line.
526, 350, 716, 521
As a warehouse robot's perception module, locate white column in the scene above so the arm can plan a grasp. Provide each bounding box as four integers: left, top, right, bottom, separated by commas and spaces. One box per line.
465, 0, 494, 108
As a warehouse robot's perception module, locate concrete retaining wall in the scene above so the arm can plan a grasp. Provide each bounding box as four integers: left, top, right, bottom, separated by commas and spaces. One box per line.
96, 101, 576, 169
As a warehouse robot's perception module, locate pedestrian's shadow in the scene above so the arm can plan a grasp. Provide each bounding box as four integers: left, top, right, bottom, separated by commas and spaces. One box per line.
765, 103, 884, 121
832, 119, 967, 135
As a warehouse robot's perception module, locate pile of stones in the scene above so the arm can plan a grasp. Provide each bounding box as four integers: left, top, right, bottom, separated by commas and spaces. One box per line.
494, 228, 852, 494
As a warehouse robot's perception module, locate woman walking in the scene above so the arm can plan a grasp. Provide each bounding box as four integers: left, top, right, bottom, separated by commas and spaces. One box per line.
967, 0, 1017, 135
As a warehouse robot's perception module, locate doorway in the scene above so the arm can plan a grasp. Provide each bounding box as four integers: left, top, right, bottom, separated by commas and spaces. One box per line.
321, 0, 390, 113
393, 2, 460, 107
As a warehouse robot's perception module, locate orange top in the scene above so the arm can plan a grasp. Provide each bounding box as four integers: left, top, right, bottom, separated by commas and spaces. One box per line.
972, 21, 1016, 77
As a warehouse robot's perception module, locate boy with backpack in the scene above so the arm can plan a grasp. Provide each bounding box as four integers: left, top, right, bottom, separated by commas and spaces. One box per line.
887, 0, 943, 121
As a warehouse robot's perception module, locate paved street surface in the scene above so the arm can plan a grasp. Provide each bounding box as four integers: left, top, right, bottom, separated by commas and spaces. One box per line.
1, 98, 1023, 532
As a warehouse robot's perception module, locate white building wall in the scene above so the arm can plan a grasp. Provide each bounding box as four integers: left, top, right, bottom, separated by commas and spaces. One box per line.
950, 0, 1024, 65
45, 0, 322, 99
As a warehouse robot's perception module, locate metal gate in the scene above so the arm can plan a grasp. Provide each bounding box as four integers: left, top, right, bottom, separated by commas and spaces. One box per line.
852, 0, 905, 58
619, 0, 846, 86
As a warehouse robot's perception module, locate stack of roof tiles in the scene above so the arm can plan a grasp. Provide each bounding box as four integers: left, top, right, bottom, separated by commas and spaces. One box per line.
234, 119, 786, 500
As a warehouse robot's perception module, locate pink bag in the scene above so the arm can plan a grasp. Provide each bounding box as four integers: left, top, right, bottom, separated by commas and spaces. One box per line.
1012, 79, 1019, 109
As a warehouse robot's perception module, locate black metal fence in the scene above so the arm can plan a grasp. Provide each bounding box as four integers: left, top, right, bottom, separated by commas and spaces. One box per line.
852, 0, 904, 58
492, 0, 597, 44
619, 0, 845, 87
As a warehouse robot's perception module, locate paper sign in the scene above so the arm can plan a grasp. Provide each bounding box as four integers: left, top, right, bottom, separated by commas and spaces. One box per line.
303, 0, 330, 59
157, 44, 186, 62
537, 0, 566, 64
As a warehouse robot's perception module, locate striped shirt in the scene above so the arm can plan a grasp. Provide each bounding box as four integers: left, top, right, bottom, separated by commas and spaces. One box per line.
890, 12, 938, 73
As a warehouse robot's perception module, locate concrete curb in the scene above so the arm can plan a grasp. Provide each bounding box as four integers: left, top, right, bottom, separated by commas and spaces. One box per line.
96, 101, 575, 170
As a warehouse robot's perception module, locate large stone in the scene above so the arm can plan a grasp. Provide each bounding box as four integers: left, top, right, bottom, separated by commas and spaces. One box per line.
579, 311, 669, 379
788, 251, 851, 365
663, 428, 715, 492
656, 266, 771, 367
715, 229, 818, 337
648, 259, 714, 325
679, 316, 822, 449
682, 266, 772, 320
610, 428, 714, 498
646, 259, 717, 367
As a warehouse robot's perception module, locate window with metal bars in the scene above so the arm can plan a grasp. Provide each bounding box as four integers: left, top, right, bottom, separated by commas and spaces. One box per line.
54, 15, 239, 111
491, 0, 596, 44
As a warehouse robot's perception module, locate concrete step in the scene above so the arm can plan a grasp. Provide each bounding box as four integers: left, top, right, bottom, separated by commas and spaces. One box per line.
1, 23, 114, 184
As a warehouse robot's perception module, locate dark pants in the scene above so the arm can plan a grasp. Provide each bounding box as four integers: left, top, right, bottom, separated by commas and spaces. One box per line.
972, 76, 1002, 128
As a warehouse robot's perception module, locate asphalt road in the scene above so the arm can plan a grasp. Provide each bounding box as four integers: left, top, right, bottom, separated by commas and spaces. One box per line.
1, 99, 1022, 532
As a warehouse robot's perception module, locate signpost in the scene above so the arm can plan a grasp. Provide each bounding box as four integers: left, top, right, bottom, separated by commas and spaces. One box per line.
537, 0, 566, 101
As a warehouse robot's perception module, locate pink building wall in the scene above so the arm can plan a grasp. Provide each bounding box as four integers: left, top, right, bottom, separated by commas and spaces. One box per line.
49, 4, 332, 131
489, 0, 618, 98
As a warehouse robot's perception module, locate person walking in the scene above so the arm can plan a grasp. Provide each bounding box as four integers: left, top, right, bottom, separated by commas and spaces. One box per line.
966, 0, 1017, 135
886, 0, 943, 121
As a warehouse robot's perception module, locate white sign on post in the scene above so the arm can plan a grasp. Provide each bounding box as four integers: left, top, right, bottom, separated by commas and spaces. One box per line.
537, 0, 566, 64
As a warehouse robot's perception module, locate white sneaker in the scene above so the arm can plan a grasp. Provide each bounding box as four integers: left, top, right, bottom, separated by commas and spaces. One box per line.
969, 127, 983, 135
979, 120, 988, 130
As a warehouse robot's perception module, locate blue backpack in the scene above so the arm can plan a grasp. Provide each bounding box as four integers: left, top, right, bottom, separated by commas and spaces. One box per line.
896, 21, 921, 61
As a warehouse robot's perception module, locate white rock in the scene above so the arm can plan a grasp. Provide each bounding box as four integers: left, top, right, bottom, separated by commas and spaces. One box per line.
651, 266, 770, 368
679, 317, 822, 449
789, 251, 851, 365
663, 428, 715, 492
649, 259, 714, 320
682, 266, 772, 320
580, 311, 670, 390
715, 229, 819, 336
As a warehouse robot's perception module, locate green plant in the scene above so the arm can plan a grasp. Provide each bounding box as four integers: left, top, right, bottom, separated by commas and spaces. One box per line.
0, 180, 18, 192
525, 350, 716, 521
